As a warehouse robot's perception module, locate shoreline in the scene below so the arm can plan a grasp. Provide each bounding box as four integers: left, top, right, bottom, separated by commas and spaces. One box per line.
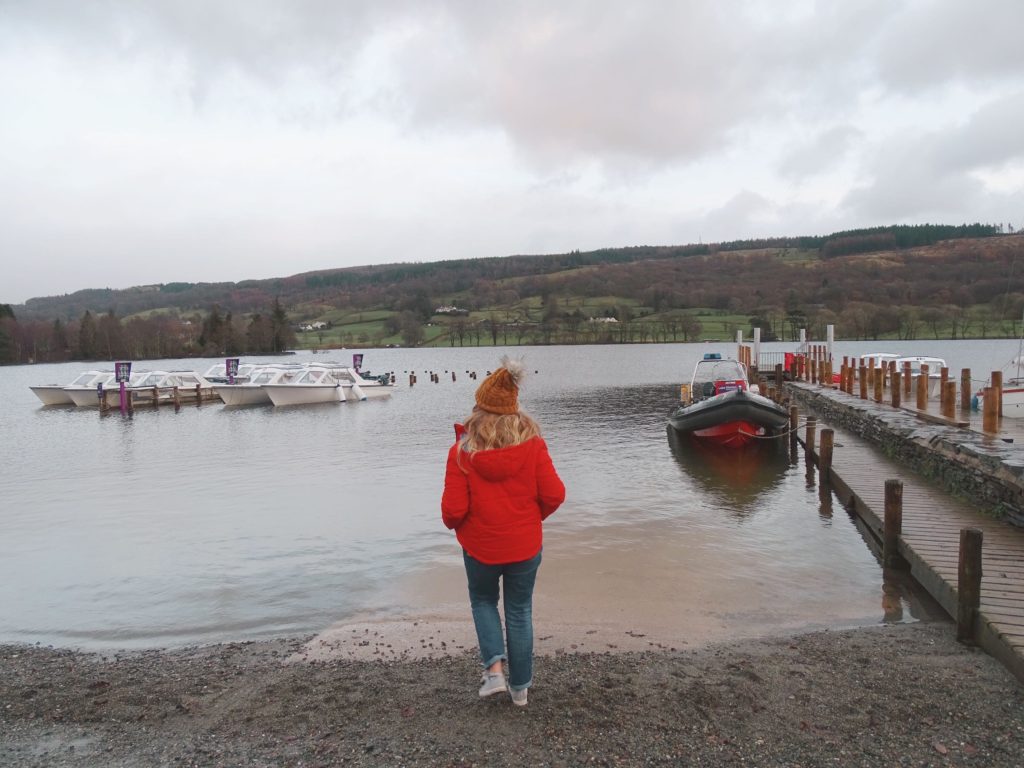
3, 620, 1022, 767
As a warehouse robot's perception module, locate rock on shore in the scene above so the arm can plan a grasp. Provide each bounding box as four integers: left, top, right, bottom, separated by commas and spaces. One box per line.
2, 620, 1022, 767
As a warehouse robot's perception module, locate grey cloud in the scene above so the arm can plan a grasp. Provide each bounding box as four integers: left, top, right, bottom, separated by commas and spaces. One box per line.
779, 125, 863, 179
699, 190, 775, 240
940, 91, 1024, 170
874, 0, 1024, 92
843, 91, 1024, 220
390, 2, 770, 164
2, 0, 983, 169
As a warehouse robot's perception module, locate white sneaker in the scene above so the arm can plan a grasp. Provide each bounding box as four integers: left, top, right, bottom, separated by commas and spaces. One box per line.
510, 687, 528, 707
479, 671, 507, 698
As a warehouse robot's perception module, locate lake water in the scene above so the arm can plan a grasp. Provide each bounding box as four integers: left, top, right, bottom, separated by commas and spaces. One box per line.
1, 339, 1016, 650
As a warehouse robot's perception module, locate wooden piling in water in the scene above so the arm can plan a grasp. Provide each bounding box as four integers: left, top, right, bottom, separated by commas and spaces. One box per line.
992, 371, 1003, 417
960, 369, 971, 411
957, 528, 983, 643
942, 381, 956, 419
903, 361, 912, 396
891, 371, 901, 408
982, 386, 998, 432
916, 371, 928, 411
805, 417, 817, 456
883, 479, 904, 569
873, 367, 883, 403
819, 428, 834, 475
789, 405, 799, 453
859, 366, 867, 400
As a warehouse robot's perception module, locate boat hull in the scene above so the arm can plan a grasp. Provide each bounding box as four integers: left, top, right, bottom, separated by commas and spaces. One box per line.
215, 384, 271, 406
668, 390, 789, 448
65, 387, 108, 407
30, 385, 74, 406
263, 383, 344, 406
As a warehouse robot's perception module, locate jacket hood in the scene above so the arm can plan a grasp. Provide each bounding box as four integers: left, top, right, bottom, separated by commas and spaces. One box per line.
466, 437, 538, 481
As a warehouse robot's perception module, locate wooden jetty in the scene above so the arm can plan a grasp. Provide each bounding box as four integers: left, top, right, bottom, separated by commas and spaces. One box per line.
99, 384, 219, 411
785, 381, 1024, 684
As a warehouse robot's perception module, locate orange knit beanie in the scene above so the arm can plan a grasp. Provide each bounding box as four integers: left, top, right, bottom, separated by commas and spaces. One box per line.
475, 357, 524, 415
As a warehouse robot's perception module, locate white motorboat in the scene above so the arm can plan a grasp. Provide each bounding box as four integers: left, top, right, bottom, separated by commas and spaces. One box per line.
261, 366, 349, 406
30, 370, 110, 405
860, 353, 902, 367
894, 356, 947, 397
214, 365, 305, 406
65, 371, 148, 407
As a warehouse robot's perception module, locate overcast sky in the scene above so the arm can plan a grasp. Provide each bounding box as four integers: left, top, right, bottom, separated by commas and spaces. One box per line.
2, 0, 1023, 305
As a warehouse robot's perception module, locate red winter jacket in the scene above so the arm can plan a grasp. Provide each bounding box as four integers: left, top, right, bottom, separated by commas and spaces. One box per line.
441, 434, 565, 565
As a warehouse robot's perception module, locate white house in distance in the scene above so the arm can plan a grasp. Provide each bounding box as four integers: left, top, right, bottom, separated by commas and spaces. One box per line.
434, 305, 469, 316
300, 321, 329, 331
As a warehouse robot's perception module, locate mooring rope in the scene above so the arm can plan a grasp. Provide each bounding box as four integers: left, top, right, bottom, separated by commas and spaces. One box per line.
737, 418, 810, 440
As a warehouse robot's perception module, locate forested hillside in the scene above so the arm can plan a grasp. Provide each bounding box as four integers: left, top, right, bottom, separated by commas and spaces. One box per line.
2, 224, 1023, 364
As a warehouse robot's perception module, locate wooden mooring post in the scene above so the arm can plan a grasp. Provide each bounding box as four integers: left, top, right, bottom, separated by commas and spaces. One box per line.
789, 405, 799, 454
916, 368, 928, 411
982, 387, 998, 433
891, 371, 901, 408
873, 366, 883, 403
942, 381, 956, 419
818, 428, 834, 476
992, 371, 1003, 417
960, 369, 971, 411
805, 417, 817, 456
883, 479, 904, 569
859, 366, 867, 399
903, 361, 912, 396
957, 528, 983, 643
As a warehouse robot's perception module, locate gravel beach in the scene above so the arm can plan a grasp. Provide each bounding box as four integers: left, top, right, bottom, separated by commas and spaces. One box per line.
2, 619, 1022, 767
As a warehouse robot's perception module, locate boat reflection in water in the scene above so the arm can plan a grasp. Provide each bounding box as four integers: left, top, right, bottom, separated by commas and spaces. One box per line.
666, 426, 791, 517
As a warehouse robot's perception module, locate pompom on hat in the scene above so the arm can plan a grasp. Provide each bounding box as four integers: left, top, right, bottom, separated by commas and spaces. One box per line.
475, 356, 525, 415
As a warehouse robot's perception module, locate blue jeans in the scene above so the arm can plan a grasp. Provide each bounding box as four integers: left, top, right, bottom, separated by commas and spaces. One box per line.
463, 549, 542, 691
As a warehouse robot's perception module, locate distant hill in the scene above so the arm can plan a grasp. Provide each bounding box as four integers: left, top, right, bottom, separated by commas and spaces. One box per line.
4, 223, 1024, 363
12, 223, 1010, 322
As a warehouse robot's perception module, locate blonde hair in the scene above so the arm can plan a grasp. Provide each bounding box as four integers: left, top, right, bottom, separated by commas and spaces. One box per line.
458, 407, 541, 465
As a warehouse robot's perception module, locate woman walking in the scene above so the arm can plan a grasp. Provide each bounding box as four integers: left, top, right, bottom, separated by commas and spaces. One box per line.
441, 358, 565, 707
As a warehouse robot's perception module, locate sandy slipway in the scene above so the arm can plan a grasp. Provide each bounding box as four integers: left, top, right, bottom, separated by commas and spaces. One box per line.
2, 621, 1023, 768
